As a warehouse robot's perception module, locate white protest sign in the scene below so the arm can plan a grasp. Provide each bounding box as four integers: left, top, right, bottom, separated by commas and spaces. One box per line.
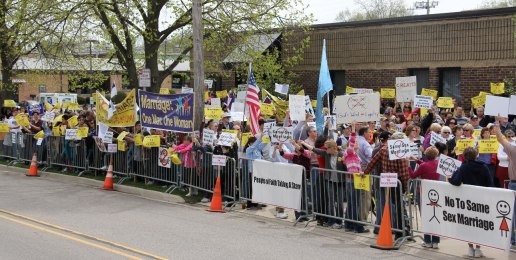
414, 95, 433, 109
252, 160, 303, 210
36, 138, 43, 146
158, 147, 171, 168
107, 143, 117, 153
421, 180, 515, 250
395, 124, 403, 132
181, 87, 194, 94
65, 129, 78, 140
217, 132, 237, 146
263, 122, 276, 136
325, 115, 337, 130
42, 112, 55, 122
436, 154, 462, 178
11, 133, 16, 144
274, 83, 289, 95
103, 131, 113, 144
335, 93, 380, 124
230, 102, 245, 113
387, 138, 420, 160
236, 91, 247, 103
202, 129, 216, 145
509, 95, 516, 115
288, 95, 306, 121
380, 173, 398, 187
430, 132, 447, 146
352, 88, 374, 94
396, 76, 417, 102
212, 155, 227, 166
230, 112, 245, 122
307, 122, 317, 128
304, 96, 314, 116
485, 95, 509, 117
204, 79, 213, 89
270, 127, 293, 143
210, 98, 221, 108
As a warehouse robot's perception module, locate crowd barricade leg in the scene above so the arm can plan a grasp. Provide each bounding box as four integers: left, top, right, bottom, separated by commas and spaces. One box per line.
238, 158, 253, 206
0, 133, 20, 165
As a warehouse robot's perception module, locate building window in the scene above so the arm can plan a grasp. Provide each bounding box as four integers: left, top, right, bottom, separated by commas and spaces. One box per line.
38, 85, 47, 93
330, 70, 345, 95
439, 68, 461, 102
409, 69, 429, 95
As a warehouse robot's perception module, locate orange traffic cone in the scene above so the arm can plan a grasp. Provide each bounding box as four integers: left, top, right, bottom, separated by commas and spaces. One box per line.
102, 160, 114, 191
370, 200, 397, 250
207, 176, 225, 213
26, 153, 39, 177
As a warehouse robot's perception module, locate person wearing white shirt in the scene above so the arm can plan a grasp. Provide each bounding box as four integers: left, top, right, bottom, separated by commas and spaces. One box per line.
496, 129, 515, 188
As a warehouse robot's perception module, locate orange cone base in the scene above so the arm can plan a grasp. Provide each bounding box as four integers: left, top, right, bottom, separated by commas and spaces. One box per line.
25, 173, 39, 177
370, 202, 398, 250
207, 177, 225, 213
102, 185, 114, 191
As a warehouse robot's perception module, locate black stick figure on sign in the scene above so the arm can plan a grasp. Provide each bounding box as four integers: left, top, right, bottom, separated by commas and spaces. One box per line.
496, 200, 511, 237
427, 189, 441, 224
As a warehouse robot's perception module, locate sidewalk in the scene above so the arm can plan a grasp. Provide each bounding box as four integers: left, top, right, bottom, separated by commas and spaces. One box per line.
1, 164, 514, 259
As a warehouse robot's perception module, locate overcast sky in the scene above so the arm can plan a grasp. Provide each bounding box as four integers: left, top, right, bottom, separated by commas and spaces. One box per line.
304, 0, 488, 24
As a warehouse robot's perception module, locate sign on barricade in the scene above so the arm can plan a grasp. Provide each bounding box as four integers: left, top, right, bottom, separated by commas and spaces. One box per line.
65, 129, 78, 140
353, 174, 370, 191
107, 144, 117, 153
380, 173, 398, 187
437, 154, 462, 178
158, 147, 171, 168
421, 180, 515, 250
252, 160, 303, 210
143, 135, 161, 147
212, 155, 227, 166
387, 138, 420, 160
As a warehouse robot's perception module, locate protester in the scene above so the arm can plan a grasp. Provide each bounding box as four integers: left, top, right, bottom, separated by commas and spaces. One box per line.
454, 106, 469, 126
477, 127, 497, 185
423, 123, 442, 150
447, 125, 463, 159
440, 126, 453, 141
496, 129, 515, 188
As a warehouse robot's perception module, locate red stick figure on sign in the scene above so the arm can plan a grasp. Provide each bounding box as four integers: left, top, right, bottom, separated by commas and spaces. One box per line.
496, 200, 511, 237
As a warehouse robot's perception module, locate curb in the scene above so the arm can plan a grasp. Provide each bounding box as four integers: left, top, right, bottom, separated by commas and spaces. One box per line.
0, 164, 185, 204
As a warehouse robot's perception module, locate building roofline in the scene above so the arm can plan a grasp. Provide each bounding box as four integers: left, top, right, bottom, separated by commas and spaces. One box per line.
312, 7, 516, 29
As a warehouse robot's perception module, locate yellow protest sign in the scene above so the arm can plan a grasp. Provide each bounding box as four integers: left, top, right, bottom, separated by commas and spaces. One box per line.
241, 133, 251, 147
261, 103, 274, 116
380, 88, 396, 99
204, 91, 209, 102
455, 139, 476, 155
33, 131, 45, 140
490, 135, 497, 140
353, 174, 370, 191
143, 135, 161, 148
15, 114, 30, 127
311, 100, 317, 108
52, 127, 60, 136
216, 90, 228, 98
68, 103, 80, 110
62, 102, 70, 109
421, 88, 438, 100
471, 95, 486, 108
0, 123, 9, 133
296, 90, 305, 96
436, 97, 454, 108
472, 129, 481, 139
346, 86, 354, 94
44, 102, 53, 112
478, 139, 499, 154
117, 131, 129, 141
3, 100, 16, 107
96, 89, 136, 127
490, 82, 505, 95
222, 129, 238, 134
92, 93, 97, 100
54, 102, 61, 110
117, 140, 127, 151
479, 91, 489, 98
77, 127, 89, 138
204, 107, 223, 120
159, 88, 170, 94
68, 115, 78, 127
420, 108, 429, 116
262, 136, 271, 144
134, 133, 143, 146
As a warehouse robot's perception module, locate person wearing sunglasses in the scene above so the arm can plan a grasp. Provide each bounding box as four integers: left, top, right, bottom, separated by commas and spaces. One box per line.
446, 125, 463, 159
440, 126, 453, 141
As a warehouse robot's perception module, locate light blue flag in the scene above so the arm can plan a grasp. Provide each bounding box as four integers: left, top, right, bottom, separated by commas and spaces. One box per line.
316, 39, 333, 134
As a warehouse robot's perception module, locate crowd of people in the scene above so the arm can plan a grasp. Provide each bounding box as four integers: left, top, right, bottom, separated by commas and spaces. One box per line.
1, 93, 516, 257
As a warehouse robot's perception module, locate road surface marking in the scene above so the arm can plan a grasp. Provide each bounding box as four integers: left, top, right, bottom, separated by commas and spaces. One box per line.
0, 208, 167, 260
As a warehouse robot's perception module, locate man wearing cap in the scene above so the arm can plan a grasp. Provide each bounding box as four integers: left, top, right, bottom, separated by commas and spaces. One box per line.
371, 131, 392, 233
363, 132, 410, 240
469, 115, 482, 130
217, 112, 233, 133
336, 124, 351, 148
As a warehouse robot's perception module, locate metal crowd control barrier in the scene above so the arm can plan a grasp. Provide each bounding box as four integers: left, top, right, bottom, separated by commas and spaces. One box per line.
131, 146, 181, 192
0, 132, 21, 163
180, 151, 237, 202
46, 136, 88, 174
308, 168, 410, 246
239, 157, 311, 221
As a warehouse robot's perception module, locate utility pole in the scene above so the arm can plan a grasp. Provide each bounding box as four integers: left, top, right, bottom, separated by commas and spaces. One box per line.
414, 0, 439, 15
192, 0, 204, 131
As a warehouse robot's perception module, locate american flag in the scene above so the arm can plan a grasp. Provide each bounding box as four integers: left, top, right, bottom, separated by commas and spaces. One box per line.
246, 68, 261, 135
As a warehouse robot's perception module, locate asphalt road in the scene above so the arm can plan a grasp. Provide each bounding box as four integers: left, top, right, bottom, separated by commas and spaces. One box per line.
0, 166, 456, 260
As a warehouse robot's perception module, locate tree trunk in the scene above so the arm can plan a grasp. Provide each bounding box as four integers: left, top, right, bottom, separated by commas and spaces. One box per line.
192, 0, 204, 131
0, 54, 16, 103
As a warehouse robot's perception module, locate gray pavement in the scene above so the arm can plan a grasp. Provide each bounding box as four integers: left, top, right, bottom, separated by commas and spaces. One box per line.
0, 165, 505, 259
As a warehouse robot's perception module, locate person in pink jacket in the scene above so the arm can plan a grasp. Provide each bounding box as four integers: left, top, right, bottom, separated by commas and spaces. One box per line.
173, 136, 196, 196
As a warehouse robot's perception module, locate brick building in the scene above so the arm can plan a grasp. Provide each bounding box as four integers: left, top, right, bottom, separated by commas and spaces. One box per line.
221, 7, 515, 109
